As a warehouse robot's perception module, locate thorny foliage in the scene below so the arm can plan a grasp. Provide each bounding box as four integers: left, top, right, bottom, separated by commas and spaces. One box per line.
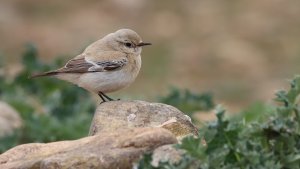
138, 76, 300, 169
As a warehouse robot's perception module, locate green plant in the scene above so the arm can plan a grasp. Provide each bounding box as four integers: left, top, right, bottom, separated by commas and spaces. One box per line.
159, 87, 215, 121
138, 76, 300, 169
0, 44, 95, 153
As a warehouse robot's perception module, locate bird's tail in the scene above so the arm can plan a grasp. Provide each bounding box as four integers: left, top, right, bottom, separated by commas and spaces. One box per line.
29, 71, 58, 79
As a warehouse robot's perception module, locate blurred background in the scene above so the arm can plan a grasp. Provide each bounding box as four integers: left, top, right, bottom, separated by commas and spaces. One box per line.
1, 0, 300, 107
1, 0, 300, 152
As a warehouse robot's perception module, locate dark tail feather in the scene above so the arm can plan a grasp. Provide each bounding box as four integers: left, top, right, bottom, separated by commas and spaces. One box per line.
29, 71, 58, 79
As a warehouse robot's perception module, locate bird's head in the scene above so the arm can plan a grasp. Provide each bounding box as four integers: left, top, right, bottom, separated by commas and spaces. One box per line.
107, 29, 151, 55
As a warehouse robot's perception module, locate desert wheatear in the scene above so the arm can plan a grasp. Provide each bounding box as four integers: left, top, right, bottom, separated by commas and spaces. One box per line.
31, 29, 151, 102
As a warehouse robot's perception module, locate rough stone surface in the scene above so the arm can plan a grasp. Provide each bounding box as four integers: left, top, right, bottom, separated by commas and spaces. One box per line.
0, 128, 177, 169
0, 100, 200, 169
0, 101, 22, 137
89, 100, 198, 138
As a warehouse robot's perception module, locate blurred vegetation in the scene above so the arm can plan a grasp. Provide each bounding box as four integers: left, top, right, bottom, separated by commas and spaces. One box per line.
0, 45, 95, 153
159, 87, 215, 121
138, 76, 300, 168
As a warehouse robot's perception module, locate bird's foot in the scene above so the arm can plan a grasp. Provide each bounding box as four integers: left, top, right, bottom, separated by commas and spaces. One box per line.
98, 91, 120, 103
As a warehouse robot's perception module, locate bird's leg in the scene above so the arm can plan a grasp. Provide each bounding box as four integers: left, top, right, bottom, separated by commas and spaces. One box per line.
99, 92, 115, 101
98, 92, 120, 103
98, 92, 107, 103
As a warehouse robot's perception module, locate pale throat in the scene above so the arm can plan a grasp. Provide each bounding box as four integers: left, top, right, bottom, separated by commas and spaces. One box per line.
126, 54, 142, 77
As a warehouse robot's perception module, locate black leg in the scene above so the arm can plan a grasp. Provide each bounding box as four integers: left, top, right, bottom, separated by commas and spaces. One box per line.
98, 91, 120, 103
98, 92, 107, 103
99, 92, 115, 101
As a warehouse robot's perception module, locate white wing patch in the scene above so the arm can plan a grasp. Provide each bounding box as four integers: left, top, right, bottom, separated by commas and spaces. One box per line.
85, 58, 104, 71
86, 58, 128, 72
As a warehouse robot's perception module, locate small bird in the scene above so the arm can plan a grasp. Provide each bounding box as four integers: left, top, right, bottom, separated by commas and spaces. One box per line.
31, 29, 151, 102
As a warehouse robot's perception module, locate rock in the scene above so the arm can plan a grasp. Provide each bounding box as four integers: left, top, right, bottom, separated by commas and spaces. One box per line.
0, 128, 177, 169
89, 100, 198, 139
0, 101, 22, 137
0, 100, 200, 168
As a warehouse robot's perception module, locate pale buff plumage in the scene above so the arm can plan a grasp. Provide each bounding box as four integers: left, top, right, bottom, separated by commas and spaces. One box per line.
31, 29, 151, 102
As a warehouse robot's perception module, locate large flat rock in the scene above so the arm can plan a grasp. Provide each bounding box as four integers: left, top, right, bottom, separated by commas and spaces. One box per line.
0, 128, 177, 169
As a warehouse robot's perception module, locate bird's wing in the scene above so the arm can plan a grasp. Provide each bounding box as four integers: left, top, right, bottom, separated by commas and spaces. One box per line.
30, 54, 128, 78
57, 56, 128, 73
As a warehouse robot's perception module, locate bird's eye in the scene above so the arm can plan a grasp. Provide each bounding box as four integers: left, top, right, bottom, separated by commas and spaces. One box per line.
125, 42, 132, 48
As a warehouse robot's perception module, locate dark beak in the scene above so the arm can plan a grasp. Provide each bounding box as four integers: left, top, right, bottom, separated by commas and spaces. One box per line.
137, 42, 152, 47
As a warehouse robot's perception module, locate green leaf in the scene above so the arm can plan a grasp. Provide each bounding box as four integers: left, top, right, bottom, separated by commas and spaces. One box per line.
177, 136, 205, 159
137, 153, 158, 169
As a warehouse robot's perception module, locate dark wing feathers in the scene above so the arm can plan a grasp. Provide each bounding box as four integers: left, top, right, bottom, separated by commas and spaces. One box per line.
30, 57, 127, 78
59, 58, 94, 73
98, 59, 128, 71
